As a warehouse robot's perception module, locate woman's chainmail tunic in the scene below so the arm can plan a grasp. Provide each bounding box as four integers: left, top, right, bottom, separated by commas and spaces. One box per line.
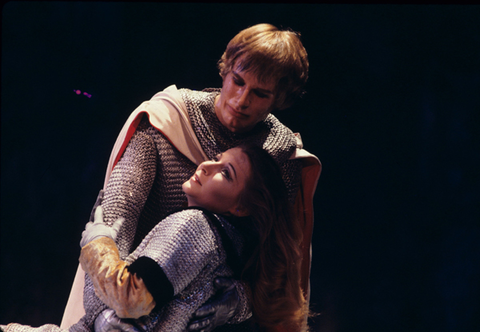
0, 88, 302, 332
120, 208, 247, 332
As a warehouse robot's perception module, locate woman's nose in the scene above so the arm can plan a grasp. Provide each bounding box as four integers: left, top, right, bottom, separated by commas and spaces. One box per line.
200, 161, 218, 175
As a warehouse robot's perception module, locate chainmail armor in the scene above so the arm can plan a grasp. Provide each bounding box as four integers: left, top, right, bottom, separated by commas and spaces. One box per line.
1, 88, 302, 332
182, 88, 302, 202
0, 325, 66, 332
86, 88, 302, 330
111, 209, 246, 332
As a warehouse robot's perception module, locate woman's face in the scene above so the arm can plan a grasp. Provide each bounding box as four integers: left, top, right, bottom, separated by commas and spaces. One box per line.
182, 147, 251, 216
215, 61, 276, 133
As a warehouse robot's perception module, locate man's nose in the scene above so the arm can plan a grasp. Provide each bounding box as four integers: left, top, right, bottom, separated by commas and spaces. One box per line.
236, 88, 251, 109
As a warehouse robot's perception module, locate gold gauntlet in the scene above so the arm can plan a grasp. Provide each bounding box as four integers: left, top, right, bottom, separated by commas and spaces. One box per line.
80, 237, 155, 318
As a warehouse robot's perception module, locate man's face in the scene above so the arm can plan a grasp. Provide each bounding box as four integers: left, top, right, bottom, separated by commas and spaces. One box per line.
215, 61, 276, 133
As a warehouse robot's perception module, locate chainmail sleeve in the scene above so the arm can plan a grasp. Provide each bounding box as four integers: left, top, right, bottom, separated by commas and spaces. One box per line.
81, 118, 158, 329
126, 209, 221, 295
102, 123, 158, 258
0, 324, 68, 332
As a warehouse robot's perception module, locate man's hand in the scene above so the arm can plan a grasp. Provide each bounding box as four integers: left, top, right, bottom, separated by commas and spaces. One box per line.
187, 277, 240, 332
95, 309, 142, 332
89, 189, 105, 223
80, 205, 123, 248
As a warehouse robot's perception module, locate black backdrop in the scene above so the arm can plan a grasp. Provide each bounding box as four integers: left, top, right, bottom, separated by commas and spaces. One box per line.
1, 3, 479, 332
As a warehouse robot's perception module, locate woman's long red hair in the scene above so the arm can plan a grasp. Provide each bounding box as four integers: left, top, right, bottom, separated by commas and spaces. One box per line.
238, 144, 308, 331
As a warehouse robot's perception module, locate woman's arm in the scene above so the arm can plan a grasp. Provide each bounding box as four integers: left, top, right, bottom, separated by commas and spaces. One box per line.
80, 209, 220, 319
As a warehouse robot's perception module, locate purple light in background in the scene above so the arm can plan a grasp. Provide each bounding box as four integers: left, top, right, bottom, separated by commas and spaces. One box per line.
73, 89, 92, 98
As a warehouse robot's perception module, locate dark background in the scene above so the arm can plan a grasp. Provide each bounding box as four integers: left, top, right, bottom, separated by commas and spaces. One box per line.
1, 3, 479, 332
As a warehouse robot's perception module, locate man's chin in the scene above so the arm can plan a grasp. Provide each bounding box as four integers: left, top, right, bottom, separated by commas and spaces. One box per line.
225, 121, 252, 133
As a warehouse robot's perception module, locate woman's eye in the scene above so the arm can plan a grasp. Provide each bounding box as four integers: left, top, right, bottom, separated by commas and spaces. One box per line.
222, 168, 231, 180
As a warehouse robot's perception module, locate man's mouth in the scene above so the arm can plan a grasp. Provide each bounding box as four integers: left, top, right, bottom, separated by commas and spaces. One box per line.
228, 105, 248, 119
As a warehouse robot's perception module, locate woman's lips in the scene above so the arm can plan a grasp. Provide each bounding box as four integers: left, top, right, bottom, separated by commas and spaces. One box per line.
192, 173, 202, 185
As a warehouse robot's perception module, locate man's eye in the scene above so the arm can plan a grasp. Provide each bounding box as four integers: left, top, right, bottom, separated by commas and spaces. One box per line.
233, 77, 244, 86
255, 91, 268, 98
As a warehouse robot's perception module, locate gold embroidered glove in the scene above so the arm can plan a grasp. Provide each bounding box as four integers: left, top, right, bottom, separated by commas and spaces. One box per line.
80, 236, 156, 319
